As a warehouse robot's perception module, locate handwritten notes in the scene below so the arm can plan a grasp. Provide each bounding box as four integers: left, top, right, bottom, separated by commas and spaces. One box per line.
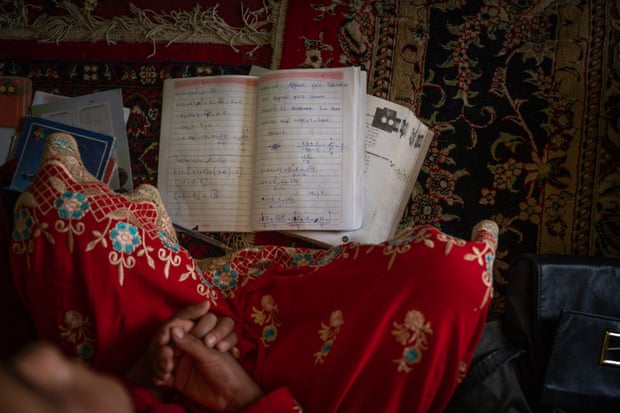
285, 94, 434, 246
159, 76, 257, 231
253, 71, 350, 229
158, 67, 365, 232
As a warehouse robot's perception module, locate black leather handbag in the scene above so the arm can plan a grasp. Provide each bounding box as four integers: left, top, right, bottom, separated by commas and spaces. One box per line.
542, 310, 620, 411
503, 253, 620, 412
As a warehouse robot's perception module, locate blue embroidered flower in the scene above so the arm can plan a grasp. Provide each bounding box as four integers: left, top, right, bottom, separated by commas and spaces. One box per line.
213, 265, 238, 291
388, 237, 409, 246
109, 222, 141, 254
485, 252, 494, 275
55, 192, 89, 220
317, 247, 341, 266
50, 136, 76, 154
76, 343, 95, 359
157, 231, 180, 252
12, 209, 33, 241
403, 347, 420, 364
291, 252, 315, 267
262, 325, 278, 342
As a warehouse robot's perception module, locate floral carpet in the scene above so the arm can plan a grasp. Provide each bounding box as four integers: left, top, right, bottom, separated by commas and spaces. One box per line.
1, 0, 619, 317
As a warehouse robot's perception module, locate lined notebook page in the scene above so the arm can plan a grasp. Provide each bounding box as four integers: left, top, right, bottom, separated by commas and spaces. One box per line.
286, 94, 433, 246
158, 76, 258, 232
252, 68, 362, 231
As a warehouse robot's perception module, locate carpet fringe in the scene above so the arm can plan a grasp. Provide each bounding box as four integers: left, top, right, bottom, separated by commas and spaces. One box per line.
0, 0, 283, 57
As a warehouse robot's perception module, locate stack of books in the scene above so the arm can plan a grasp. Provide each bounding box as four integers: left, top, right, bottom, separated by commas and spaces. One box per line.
0, 83, 133, 193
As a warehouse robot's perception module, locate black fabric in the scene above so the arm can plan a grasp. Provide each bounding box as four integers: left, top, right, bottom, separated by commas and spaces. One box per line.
444, 320, 531, 413
503, 253, 620, 411
541, 311, 620, 412
0, 189, 36, 360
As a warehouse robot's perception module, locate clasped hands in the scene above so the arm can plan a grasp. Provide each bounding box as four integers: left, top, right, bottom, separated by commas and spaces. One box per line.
128, 301, 263, 413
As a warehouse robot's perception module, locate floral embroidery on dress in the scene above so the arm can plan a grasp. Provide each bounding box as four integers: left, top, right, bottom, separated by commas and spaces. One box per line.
368, 225, 439, 270
55, 191, 89, 219
156, 231, 187, 280
50, 134, 77, 154
11, 198, 54, 270
290, 251, 316, 267
316, 245, 345, 266
465, 243, 495, 309
392, 309, 433, 373
107, 221, 142, 286
251, 295, 281, 347
196, 266, 219, 303
436, 232, 467, 255
10, 134, 208, 345
59, 310, 95, 361
383, 222, 497, 310
314, 310, 343, 364
12, 209, 34, 242
157, 231, 180, 253
382, 240, 412, 270
213, 264, 239, 293
54, 191, 90, 252
110, 222, 141, 253
465, 220, 498, 309
411, 226, 436, 248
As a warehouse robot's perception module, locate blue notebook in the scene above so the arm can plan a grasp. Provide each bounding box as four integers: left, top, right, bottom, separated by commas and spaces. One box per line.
10, 116, 116, 192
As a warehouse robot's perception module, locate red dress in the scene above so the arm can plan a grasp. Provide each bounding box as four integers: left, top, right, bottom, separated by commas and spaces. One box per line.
9, 133, 497, 412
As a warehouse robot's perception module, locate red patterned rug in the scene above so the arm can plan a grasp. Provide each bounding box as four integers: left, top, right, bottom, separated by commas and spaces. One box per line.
2, 0, 619, 317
